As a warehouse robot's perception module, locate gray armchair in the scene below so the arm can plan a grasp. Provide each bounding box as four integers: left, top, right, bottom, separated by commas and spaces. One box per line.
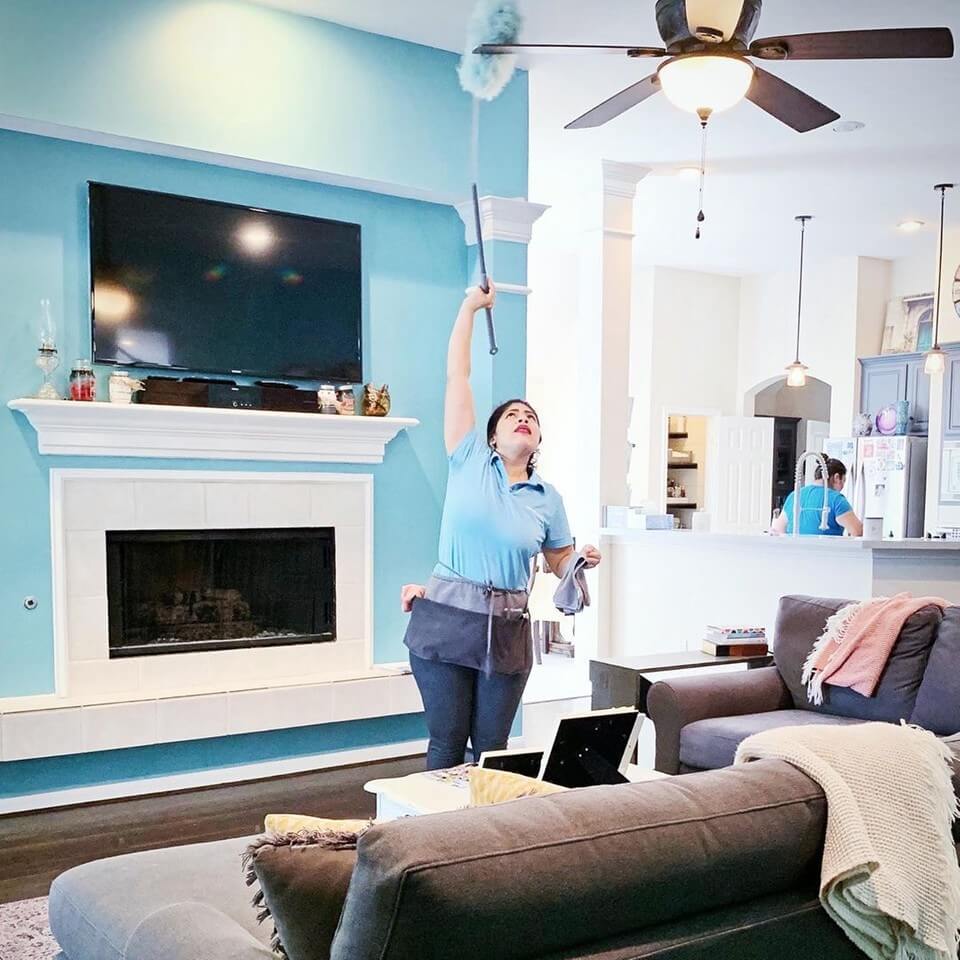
647, 595, 953, 774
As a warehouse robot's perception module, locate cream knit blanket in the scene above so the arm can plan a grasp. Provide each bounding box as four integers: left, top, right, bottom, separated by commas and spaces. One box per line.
735, 722, 960, 960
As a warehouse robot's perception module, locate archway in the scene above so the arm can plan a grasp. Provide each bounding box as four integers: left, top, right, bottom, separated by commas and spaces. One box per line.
744, 375, 833, 513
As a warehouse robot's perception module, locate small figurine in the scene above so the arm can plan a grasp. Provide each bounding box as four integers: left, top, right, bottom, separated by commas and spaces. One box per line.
362, 383, 391, 417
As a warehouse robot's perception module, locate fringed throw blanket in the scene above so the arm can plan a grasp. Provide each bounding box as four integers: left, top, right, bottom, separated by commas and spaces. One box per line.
736, 722, 960, 960
801, 594, 946, 705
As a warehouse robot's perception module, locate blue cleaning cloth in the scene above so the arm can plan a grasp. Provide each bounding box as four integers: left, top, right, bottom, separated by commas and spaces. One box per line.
552, 550, 591, 616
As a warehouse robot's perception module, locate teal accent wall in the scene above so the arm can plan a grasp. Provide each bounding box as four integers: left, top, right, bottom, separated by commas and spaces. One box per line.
0, 0, 528, 201
0, 1, 529, 796
0, 128, 462, 697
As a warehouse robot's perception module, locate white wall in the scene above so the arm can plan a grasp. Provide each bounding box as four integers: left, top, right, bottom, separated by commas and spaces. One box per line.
891, 226, 960, 344
738, 256, 889, 438
629, 266, 741, 503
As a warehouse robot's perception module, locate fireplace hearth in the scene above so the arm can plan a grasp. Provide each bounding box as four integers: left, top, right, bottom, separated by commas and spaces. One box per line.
106, 527, 336, 657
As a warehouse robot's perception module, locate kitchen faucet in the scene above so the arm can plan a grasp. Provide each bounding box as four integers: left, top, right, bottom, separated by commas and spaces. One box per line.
793, 452, 830, 537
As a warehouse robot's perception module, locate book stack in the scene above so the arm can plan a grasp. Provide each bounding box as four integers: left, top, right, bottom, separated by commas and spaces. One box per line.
702, 625, 768, 657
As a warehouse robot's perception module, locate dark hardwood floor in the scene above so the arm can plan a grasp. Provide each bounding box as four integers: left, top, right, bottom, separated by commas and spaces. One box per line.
0, 753, 424, 904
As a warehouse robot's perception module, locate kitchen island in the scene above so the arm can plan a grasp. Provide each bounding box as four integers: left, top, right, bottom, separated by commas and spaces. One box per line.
600, 529, 960, 658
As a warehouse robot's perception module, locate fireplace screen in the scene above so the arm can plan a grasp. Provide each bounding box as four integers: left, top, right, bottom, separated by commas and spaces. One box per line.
105, 528, 336, 657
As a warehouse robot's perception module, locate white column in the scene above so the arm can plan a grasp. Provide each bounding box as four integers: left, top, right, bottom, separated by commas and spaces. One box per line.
454, 195, 550, 416
573, 160, 649, 661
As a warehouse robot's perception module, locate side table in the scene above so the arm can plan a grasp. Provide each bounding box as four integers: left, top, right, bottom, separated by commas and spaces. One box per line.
590, 651, 774, 713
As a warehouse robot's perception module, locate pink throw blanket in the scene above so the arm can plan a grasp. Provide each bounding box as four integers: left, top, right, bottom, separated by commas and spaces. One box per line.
801, 593, 947, 705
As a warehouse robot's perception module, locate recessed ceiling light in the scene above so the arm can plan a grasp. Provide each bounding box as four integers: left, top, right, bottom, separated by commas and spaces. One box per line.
676, 165, 702, 180
897, 219, 926, 233
832, 120, 866, 134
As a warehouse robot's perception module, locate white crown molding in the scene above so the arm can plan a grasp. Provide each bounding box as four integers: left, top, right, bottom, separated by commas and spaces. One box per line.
9, 399, 418, 464
0, 113, 461, 207
601, 160, 651, 200
455, 195, 550, 245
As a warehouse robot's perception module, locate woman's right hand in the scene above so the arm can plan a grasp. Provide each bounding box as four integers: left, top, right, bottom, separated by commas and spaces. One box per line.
400, 583, 426, 613
464, 281, 496, 313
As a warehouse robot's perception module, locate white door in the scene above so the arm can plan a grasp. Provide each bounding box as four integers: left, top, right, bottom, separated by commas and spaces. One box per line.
707, 417, 775, 534
804, 420, 831, 484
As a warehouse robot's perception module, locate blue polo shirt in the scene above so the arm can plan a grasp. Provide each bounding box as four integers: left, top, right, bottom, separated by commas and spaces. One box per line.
434, 429, 573, 590
782, 484, 854, 536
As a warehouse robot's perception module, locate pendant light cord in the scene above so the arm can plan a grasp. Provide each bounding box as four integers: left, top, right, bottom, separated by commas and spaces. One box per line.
795, 216, 809, 364
933, 184, 950, 350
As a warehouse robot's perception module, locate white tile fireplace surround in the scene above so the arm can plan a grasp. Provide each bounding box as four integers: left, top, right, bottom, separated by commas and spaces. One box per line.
0, 470, 424, 764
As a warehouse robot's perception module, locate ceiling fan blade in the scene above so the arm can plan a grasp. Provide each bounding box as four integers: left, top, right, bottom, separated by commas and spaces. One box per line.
750, 27, 954, 61
475, 43, 666, 57
745, 66, 840, 133
565, 74, 661, 130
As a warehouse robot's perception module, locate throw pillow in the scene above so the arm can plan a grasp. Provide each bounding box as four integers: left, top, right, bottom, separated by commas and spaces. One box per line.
265, 813, 372, 835
469, 766, 567, 806
244, 825, 368, 960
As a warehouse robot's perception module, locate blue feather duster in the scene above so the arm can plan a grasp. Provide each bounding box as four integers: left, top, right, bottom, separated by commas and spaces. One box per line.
458, 0, 523, 101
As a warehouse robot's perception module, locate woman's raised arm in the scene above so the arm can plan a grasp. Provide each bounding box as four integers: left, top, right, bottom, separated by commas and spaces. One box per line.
444, 282, 495, 454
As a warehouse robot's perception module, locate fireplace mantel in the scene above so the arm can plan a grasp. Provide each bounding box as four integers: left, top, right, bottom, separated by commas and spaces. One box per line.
9, 398, 418, 464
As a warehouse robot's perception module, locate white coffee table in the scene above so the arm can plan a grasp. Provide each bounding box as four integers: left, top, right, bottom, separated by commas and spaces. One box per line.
364, 764, 670, 821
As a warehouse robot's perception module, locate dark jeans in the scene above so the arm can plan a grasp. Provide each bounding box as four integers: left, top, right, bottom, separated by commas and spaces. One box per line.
410, 653, 530, 770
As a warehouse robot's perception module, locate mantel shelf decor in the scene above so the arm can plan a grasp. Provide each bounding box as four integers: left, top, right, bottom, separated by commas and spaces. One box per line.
8, 399, 419, 464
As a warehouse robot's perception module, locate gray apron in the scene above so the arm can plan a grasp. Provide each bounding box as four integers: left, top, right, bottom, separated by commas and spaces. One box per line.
403, 571, 533, 675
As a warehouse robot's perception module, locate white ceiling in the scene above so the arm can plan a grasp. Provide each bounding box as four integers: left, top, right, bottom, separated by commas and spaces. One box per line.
256, 0, 960, 275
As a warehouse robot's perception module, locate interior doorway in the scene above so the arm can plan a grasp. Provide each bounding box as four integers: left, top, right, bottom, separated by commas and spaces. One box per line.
747, 376, 832, 517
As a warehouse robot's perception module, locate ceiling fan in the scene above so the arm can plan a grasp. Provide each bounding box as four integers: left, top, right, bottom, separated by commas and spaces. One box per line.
476, 0, 955, 132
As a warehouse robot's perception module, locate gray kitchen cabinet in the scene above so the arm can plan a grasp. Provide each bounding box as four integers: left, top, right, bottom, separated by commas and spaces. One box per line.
904, 358, 931, 434
946, 354, 960, 436
860, 356, 908, 422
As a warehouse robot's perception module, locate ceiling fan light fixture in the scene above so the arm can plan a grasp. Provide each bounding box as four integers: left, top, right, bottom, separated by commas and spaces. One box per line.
657, 55, 754, 116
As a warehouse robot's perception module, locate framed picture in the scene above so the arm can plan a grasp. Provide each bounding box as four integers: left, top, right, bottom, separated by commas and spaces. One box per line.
954, 265, 960, 320
882, 295, 934, 354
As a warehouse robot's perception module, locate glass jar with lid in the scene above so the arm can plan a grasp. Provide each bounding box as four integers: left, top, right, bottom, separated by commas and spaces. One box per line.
69, 360, 96, 401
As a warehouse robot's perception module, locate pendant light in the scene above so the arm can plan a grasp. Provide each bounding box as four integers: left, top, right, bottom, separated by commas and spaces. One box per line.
786, 215, 813, 388
924, 183, 954, 376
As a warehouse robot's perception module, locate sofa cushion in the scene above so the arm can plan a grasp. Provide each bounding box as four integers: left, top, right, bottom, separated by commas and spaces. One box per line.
772, 595, 940, 722
332, 760, 827, 960
911, 606, 960, 735
679, 710, 864, 771
49, 835, 273, 960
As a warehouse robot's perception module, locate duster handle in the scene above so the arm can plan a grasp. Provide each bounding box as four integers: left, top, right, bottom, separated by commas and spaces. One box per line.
472, 183, 498, 356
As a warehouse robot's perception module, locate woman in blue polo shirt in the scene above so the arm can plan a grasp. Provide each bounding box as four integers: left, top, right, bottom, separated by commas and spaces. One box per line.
401, 281, 601, 769
769, 457, 863, 537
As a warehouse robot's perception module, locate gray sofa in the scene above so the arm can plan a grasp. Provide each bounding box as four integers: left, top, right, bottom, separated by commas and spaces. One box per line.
48, 757, 900, 960
648, 595, 960, 774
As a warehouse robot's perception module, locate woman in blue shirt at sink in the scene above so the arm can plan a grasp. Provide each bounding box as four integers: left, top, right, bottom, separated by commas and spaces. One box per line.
769, 457, 863, 537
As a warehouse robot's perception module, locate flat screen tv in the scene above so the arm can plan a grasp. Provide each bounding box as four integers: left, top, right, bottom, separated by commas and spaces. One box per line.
89, 183, 362, 382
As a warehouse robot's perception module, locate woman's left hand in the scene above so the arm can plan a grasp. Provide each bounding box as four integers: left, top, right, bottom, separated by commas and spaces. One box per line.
582, 544, 602, 568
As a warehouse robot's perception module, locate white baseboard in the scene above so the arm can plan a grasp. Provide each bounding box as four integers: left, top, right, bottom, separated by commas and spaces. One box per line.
0, 738, 428, 815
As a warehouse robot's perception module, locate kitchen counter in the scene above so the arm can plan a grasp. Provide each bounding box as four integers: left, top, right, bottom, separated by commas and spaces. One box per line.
601, 528, 960, 552
599, 527, 960, 659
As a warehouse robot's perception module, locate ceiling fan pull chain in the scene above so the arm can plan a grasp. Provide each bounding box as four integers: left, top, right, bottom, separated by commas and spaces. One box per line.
695, 113, 709, 239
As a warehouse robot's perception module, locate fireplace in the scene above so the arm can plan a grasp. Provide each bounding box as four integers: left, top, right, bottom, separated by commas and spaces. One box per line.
105, 527, 336, 657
